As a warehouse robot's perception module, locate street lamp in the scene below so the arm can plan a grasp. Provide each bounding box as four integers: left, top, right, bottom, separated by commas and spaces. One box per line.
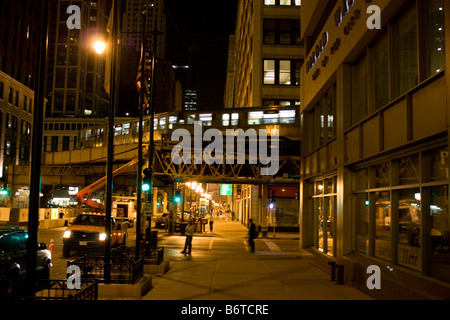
93, 40, 106, 54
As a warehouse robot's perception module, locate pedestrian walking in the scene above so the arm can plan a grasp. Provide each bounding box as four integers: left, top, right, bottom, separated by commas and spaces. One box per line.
209, 214, 214, 232
181, 219, 196, 254
248, 219, 258, 253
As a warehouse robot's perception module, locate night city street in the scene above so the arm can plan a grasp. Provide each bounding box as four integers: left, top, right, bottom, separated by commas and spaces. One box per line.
1, 0, 450, 314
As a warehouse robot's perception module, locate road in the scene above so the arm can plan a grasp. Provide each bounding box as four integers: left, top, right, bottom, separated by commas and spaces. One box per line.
37, 221, 300, 281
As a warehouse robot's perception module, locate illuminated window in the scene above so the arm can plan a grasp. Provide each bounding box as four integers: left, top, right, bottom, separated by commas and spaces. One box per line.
248, 111, 263, 125
263, 60, 275, 84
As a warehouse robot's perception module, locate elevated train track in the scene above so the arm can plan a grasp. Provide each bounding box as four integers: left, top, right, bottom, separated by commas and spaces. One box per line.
9, 106, 302, 190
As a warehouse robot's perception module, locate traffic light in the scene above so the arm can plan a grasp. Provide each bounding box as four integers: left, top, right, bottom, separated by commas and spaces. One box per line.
174, 190, 181, 204
0, 189, 9, 196
142, 168, 151, 192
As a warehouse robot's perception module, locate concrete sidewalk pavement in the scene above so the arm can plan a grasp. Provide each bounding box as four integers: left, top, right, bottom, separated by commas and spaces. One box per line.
142, 220, 374, 300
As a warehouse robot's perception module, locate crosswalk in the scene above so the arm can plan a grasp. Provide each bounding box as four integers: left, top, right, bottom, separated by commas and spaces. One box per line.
242, 239, 282, 253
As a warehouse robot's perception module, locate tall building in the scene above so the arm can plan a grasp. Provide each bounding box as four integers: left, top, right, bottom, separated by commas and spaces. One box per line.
46, 0, 112, 118
0, 0, 40, 190
224, 35, 236, 109
233, 0, 303, 108
299, 0, 450, 299
119, 0, 176, 116
230, 0, 303, 231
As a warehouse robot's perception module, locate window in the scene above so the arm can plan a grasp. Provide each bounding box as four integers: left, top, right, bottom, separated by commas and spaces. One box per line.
199, 114, 212, 126
424, 0, 445, 78
263, 60, 275, 84
62, 136, 70, 151
313, 177, 337, 256
4, 140, 14, 156
354, 147, 450, 278
264, 0, 300, 6
51, 136, 58, 152
352, 54, 368, 124
248, 111, 264, 125
6, 114, 17, 130
392, 5, 418, 97
21, 120, 31, 136
19, 144, 30, 160
263, 59, 302, 86
0, 81, 3, 100
8, 87, 13, 104
263, 19, 301, 45
351, 1, 445, 126
372, 32, 390, 110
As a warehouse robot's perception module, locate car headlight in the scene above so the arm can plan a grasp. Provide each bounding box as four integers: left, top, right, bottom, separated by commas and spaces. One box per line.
63, 231, 71, 238
99, 233, 107, 241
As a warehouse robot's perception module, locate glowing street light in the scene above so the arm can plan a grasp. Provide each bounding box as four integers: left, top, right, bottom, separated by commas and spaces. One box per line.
93, 40, 106, 54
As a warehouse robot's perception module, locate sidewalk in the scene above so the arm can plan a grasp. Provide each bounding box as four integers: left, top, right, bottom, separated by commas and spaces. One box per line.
143, 220, 374, 300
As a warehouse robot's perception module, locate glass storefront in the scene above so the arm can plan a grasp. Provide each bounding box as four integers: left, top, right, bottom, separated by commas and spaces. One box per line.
313, 177, 336, 256
353, 146, 450, 282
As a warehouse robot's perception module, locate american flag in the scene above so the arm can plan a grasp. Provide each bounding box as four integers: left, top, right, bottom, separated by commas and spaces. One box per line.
136, 46, 152, 111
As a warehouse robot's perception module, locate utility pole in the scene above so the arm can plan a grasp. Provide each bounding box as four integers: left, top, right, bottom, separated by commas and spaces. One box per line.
145, 18, 162, 246
26, 0, 49, 296
104, 0, 120, 283
135, 10, 147, 261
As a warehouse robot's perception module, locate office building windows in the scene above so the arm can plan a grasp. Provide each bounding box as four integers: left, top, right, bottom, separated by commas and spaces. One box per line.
264, 0, 300, 6
263, 19, 301, 45
392, 5, 418, 97
424, 0, 445, 78
263, 59, 302, 86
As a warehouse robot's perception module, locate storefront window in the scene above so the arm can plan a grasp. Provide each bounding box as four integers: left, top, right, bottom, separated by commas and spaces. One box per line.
429, 185, 450, 282
374, 191, 391, 261
399, 154, 420, 185
356, 193, 369, 255
397, 188, 421, 271
313, 178, 336, 256
375, 162, 391, 188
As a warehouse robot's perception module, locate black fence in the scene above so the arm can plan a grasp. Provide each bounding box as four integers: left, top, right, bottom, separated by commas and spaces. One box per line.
67, 255, 144, 284
112, 246, 164, 265
0, 279, 98, 300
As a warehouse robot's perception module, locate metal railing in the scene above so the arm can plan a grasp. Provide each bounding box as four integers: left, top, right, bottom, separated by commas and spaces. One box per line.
112, 246, 165, 265
67, 255, 144, 284
0, 279, 98, 300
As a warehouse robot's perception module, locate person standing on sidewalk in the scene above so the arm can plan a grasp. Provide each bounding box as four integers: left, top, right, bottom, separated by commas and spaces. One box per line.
209, 214, 214, 232
248, 219, 258, 253
181, 220, 196, 254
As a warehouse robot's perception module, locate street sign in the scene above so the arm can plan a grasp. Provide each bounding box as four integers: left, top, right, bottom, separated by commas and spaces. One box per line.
143, 202, 152, 215
220, 184, 232, 196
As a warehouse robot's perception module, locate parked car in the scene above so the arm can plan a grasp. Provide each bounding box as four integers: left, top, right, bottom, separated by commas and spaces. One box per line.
155, 213, 168, 229
0, 227, 52, 294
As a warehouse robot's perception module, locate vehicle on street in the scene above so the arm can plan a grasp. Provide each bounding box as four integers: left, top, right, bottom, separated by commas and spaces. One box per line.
0, 227, 52, 294
62, 213, 128, 257
155, 213, 168, 229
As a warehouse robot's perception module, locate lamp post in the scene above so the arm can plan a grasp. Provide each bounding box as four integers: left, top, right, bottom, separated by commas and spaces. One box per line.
26, 0, 49, 296
103, 0, 120, 283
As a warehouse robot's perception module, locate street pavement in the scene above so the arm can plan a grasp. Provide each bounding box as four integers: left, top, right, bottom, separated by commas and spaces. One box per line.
138, 219, 374, 301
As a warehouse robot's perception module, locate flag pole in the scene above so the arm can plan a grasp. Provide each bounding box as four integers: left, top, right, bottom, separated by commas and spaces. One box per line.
135, 11, 146, 260
104, 0, 119, 283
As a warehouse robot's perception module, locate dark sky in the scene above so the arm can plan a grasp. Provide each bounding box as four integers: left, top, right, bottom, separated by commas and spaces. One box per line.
164, 0, 238, 111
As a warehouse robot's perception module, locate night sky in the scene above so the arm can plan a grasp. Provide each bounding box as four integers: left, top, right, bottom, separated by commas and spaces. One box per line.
164, 0, 239, 111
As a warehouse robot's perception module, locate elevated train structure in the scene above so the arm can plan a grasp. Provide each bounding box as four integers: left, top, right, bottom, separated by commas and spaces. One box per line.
9, 106, 302, 197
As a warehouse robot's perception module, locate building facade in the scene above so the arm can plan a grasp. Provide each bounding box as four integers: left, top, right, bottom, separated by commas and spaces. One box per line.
230, 0, 303, 231
299, 0, 450, 299
234, 0, 303, 108
46, 0, 112, 118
